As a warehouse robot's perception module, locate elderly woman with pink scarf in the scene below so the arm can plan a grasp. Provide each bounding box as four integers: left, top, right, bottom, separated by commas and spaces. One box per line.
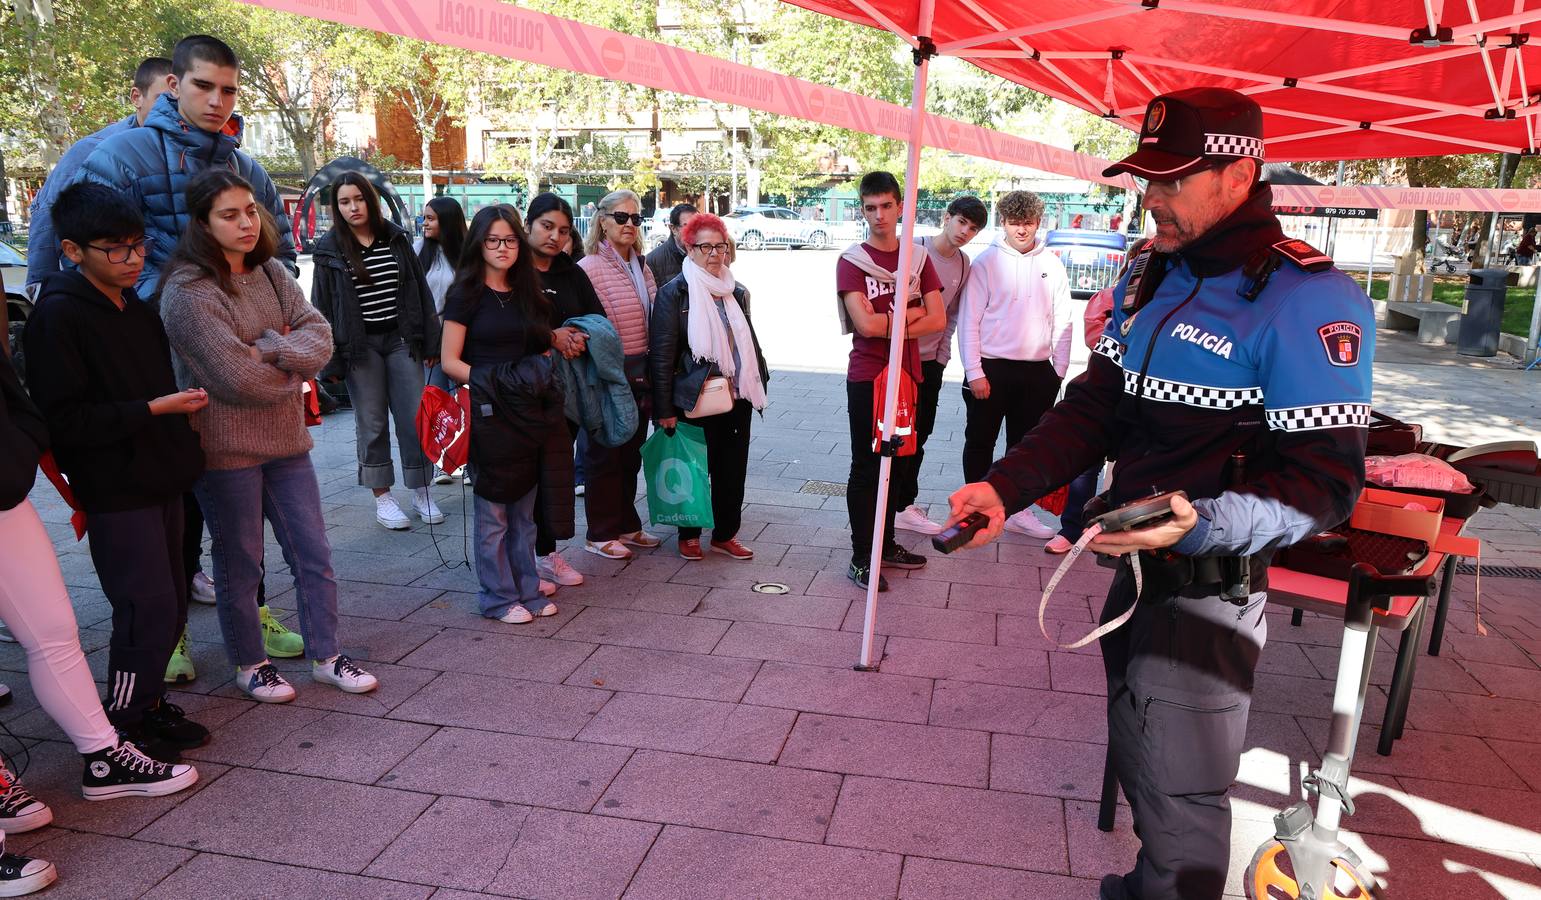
647, 212, 770, 562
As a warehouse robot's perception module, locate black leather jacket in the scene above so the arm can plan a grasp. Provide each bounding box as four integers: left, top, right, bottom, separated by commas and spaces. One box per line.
647, 274, 770, 420
467, 355, 575, 538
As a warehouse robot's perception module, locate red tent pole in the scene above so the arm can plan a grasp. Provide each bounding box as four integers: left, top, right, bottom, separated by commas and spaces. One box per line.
857, 0, 935, 672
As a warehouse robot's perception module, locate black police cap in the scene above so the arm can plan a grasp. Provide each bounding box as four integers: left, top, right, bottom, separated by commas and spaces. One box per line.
1103, 87, 1265, 180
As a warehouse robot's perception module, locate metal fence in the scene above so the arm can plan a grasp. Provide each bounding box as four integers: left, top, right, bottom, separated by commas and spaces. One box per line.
1054, 249, 1126, 297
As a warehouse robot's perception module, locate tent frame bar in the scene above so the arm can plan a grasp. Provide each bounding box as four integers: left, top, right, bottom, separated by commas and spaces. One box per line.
856, 0, 936, 672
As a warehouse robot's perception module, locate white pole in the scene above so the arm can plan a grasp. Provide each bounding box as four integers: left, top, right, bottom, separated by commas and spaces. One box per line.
858, 0, 934, 671
1527, 266, 1541, 364
1364, 222, 1377, 295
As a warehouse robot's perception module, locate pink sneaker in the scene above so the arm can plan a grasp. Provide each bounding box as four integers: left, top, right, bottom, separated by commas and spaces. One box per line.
1045, 535, 1074, 555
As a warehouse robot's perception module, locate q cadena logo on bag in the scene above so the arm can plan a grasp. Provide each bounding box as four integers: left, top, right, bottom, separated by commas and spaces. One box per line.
656, 458, 696, 506
1317, 321, 1362, 367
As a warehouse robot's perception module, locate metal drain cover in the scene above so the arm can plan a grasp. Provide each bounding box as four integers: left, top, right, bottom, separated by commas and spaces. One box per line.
800, 480, 847, 497
1455, 563, 1541, 580
752, 582, 790, 594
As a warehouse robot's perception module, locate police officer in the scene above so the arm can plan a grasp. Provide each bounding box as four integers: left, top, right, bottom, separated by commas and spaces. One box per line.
945, 87, 1375, 900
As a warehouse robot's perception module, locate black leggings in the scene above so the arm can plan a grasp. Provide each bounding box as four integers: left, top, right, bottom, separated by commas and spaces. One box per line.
677, 399, 752, 542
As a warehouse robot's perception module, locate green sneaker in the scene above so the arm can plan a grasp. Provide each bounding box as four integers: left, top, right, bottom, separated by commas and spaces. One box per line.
164, 629, 196, 684
259, 606, 305, 658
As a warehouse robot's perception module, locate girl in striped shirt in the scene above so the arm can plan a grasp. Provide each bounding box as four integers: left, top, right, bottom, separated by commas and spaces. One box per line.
311, 173, 443, 530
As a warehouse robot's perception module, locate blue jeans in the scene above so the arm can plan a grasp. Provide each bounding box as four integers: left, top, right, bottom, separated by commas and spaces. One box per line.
196, 454, 339, 667
345, 332, 429, 490
473, 487, 542, 618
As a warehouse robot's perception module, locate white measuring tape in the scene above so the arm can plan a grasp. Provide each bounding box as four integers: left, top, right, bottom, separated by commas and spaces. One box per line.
1038, 522, 1144, 649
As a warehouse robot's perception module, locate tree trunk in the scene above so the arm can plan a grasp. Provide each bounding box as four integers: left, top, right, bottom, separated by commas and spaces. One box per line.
746, 123, 763, 206
420, 128, 434, 213
525, 119, 540, 201
1412, 209, 1429, 273
0, 147, 10, 227
293, 123, 318, 182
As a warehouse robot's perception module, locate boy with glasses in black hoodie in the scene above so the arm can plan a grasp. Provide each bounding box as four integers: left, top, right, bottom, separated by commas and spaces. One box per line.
23, 182, 211, 759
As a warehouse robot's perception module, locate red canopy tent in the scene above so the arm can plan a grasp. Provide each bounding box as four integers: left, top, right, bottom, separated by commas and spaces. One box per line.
790, 0, 1541, 159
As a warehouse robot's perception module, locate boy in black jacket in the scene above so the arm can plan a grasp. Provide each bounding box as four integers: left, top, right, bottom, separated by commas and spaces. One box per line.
23, 182, 211, 758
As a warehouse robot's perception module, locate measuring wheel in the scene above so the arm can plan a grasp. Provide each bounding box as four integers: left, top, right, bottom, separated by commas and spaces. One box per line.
1245, 840, 1385, 900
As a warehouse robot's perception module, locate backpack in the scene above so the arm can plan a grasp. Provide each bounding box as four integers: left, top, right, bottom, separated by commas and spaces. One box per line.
871, 364, 918, 457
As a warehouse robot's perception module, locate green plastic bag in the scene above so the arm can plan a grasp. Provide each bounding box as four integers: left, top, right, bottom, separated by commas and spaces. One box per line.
642, 422, 714, 529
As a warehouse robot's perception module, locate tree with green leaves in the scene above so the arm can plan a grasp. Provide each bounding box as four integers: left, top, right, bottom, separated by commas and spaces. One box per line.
337, 33, 474, 202
157, 0, 353, 181
0, 0, 163, 167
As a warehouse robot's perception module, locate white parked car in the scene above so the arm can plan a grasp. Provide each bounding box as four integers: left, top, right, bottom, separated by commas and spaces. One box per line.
724, 206, 833, 251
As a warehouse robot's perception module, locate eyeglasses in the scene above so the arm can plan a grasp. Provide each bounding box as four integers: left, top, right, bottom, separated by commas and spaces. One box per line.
607, 212, 644, 226
483, 236, 521, 249
1132, 165, 1218, 197
85, 239, 149, 263
690, 242, 730, 256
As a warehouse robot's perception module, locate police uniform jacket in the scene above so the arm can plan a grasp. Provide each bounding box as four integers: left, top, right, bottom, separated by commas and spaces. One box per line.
982, 185, 1376, 588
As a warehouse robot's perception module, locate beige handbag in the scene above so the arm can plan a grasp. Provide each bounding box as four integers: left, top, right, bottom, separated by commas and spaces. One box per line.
686, 375, 733, 418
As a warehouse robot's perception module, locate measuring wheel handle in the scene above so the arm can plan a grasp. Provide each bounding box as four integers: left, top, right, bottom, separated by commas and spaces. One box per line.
1243, 566, 1435, 899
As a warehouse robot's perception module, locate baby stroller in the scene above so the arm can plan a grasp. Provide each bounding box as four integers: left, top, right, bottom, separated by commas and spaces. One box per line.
1423, 239, 1461, 274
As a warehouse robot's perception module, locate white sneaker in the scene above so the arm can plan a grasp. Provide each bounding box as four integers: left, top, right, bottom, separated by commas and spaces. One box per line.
575, 484, 586, 497
618, 530, 661, 549
894, 505, 944, 535
190, 571, 217, 605
236, 663, 296, 703
538, 552, 584, 586
312, 654, 379, 694
412, 489, 446, 525
533, 601, 559, 617
1004, 509, 1056, 539
375, 494, 411, 530
499, 605, 534, 624
539, 579, 557, 598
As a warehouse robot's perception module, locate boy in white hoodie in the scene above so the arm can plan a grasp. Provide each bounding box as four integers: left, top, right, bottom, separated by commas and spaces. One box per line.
957, 191, 1073, 539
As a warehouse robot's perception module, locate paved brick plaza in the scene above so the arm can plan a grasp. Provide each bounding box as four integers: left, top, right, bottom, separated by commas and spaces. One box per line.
4, 331, 1541, 898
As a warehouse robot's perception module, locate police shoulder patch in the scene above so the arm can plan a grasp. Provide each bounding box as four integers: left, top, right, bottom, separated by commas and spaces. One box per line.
1272, 239, 1333, 273
1318, 321, 1363, 366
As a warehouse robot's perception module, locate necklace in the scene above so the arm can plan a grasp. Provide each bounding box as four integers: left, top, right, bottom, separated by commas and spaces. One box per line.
489, 287, 513, 308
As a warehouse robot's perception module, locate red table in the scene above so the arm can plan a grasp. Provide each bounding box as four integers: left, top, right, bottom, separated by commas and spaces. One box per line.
1268, 514, 1479, 756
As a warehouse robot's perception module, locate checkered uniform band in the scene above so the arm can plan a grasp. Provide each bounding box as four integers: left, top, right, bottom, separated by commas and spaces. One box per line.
1266, 403, 1372, 432
1124, 372, 1265, 409
1093, 334, 1124, 367
1204, 133, 1264, 159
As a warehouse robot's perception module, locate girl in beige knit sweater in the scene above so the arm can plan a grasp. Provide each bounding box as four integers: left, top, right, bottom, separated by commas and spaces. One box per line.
161, 170, 379, 704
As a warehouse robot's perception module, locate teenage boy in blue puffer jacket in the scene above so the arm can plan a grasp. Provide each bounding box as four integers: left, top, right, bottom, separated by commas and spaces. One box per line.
75, 34, 297, 299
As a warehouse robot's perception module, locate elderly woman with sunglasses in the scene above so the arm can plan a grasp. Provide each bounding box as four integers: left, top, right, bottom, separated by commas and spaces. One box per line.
647, 213, 769, 561
576, 190, 659, 560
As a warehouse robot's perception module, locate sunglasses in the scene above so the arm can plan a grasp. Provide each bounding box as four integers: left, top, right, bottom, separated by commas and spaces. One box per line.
1132, 162, 1222, 196
85, 239, 150, 264
607, 212, 644, 227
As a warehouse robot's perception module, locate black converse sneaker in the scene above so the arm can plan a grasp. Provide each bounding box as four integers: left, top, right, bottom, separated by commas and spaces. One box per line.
0, 766, 51, 834
141, 699, 210, 749
82, 740, 199, 801
0, 852, 55, 896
